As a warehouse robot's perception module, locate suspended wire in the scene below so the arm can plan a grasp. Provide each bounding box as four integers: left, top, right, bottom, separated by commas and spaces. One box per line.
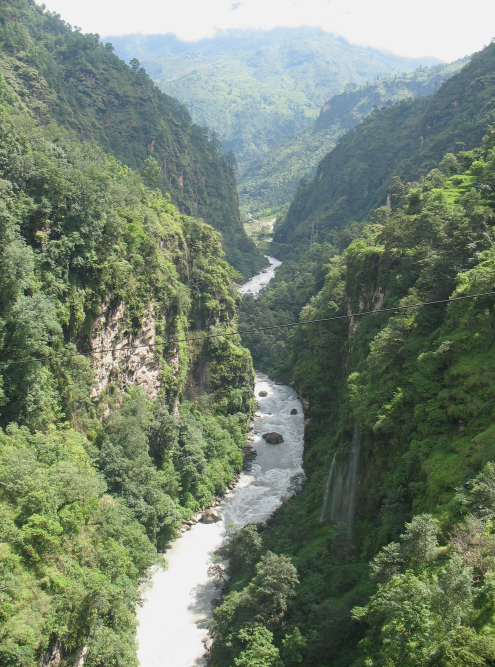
0, 290, 493, 368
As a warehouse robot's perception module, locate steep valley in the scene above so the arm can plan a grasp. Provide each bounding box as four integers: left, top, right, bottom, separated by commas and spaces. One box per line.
1, 4, 495, 667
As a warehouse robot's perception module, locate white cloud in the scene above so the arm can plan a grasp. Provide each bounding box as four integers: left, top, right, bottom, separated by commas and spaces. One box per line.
43, 0, 495, 61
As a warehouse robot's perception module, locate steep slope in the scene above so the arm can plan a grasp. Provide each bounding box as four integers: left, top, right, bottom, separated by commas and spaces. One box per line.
0, 81, 255, 665
274, 42, 495, 249
238, 59, 466, 217
0, 0, 264, 277
108, 27, 437, 168
212, 129, 495, 667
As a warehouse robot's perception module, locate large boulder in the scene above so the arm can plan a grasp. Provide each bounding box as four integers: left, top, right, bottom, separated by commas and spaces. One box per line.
200, 509, 222, 524
258, 390, 268, 397
262, 432, 284, 445
290, 408, 298, 415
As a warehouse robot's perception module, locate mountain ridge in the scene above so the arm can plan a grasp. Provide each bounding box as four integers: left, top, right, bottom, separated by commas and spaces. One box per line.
0, 0, 264, 277
107, 27, 440, 167
238, 57, 467, 217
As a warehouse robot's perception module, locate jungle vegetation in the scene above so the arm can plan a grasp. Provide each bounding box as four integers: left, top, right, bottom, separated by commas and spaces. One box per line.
211, 42, 495, 667
0, 0, 264, 278
2, 2, 495, 667
107, 27, 437, 168
237, 59, 467, 218
0, 15, 257, 666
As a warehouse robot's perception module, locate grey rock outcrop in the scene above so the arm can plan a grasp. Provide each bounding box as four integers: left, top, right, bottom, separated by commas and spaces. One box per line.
200, 509, 222, 524
262, 432, 284, 444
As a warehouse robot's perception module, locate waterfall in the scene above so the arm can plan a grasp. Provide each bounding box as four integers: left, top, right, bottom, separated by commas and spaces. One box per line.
319, 455, 336, 522
319, 421, 361, 532
197, 288, 203, 395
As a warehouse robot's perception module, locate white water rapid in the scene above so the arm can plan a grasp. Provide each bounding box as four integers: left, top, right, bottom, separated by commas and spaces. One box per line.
239, 255, 282, 298
136, 257, 305, 667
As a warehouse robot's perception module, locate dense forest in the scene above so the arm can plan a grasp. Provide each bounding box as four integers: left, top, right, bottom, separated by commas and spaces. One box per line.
238, 59, 467, 218
0, 0, 264, 278
108, 27, 436, 168
2, 2, 495, 666
208, 43, 495, 667
0, 2, 260, 665
273, 42, 495, 250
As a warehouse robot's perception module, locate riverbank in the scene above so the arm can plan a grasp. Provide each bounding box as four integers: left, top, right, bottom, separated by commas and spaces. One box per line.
136, 371, 304, 666
135, 252, 303, 667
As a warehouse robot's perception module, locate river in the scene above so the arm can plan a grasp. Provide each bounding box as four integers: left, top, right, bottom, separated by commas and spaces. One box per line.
136, 256, 304, 667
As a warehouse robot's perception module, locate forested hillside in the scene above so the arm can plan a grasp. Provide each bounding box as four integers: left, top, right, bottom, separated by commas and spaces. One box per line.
108, 28, 436, 168
273, 42, 495, 249
0, 0, 264, 277
209, 43, 495, 667
0, 16, 257, 665
238, 59, 466, 217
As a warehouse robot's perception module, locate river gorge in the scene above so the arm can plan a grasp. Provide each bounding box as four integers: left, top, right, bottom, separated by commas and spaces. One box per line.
136, 257, 305, 667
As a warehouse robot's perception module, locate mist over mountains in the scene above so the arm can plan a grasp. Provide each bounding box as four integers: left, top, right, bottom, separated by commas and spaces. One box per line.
108, 27, 441, 167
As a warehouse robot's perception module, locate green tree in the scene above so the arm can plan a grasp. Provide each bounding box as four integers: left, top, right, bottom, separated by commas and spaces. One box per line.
234, 627, 283, 667
141, 156, 161, 188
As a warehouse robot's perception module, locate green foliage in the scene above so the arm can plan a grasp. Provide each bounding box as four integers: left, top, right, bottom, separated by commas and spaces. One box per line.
0, 39, 256, 664
234, 627, 283, 667
238, 60, 466, 217
352, 466, 495, 667
210, 550, 299, 667
222, 132, 495, 667
0, 0, 264, 278
274, 42, 495, 251
0, 423, 157, 667
108, 27, 437, 167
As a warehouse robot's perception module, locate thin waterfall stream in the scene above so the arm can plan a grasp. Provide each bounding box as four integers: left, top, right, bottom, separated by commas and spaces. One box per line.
319, 421, 361, 532
136, 256, 305, 667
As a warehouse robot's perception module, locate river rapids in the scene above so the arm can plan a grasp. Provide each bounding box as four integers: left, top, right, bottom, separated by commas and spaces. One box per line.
136, 256, 304, 667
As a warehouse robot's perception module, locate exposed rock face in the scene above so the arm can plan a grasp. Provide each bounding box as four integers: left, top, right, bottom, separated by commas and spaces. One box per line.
262, 432, 284, 444
200, 509, 222, 523
91, 300, 162, 401
258, 390, 268, 397
73, 646, 87, 667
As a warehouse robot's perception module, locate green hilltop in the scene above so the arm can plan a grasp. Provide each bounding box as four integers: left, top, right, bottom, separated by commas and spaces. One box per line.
0, 0, 264, 278
238, 58, 467, 218
274, 42, 495, 249
107, 27, 438, 169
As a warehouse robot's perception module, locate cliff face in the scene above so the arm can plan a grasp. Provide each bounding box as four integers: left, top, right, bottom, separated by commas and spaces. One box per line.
91, 301, 162, 401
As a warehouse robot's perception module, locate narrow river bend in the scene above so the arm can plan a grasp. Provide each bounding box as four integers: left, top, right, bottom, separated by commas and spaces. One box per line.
136, 256, 304, 667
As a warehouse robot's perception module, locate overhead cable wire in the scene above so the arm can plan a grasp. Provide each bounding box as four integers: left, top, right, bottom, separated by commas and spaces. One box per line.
0, 290, 494, 368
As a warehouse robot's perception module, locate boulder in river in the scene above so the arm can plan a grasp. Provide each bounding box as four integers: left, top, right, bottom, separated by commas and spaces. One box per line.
290, 408, 298, 415
262, 432, 284, 445
258, 390, 268, 397
200, 509, 222, 524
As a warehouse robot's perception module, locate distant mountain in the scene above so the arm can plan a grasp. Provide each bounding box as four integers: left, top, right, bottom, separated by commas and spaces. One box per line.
0, 0, 264, 277
107, 27, 440, 168
237, 59, 467, 217
274, 42, 495, 249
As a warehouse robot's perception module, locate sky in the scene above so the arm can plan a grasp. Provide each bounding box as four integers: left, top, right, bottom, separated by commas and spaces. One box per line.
43, 0, 495, 62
